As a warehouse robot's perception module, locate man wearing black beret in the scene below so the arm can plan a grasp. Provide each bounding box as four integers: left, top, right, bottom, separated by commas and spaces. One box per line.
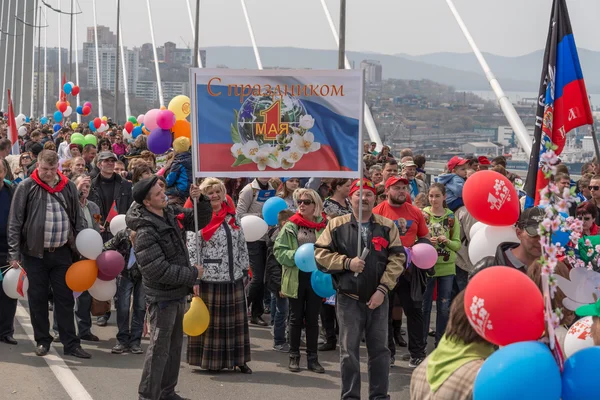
126, 176, 212, 400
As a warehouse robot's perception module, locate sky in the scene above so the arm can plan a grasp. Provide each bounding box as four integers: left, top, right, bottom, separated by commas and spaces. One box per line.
37, 0, 600, 57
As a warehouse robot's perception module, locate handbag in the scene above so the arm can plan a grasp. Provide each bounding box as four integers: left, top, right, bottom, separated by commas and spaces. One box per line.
91, 299, 111, 316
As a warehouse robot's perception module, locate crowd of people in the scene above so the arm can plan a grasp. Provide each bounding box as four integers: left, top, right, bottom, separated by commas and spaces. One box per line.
0, 118, 599, 400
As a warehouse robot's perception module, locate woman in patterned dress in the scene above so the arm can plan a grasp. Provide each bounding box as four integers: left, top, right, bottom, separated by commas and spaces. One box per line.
186, 178, 252, 373
323, 178, 352, 219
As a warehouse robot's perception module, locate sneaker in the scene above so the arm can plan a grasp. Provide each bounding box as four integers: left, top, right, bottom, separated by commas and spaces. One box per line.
96, 316, 108, 327
272, 343, 290, 353
318, 336, 326, 345
130, 344, 143, 354
318, 341, 336, 351
428, 329, 436, 337
390, 356, 395, 367
409, 357, 424, 368
111, 343, 128, 354
270, 325, 275, 338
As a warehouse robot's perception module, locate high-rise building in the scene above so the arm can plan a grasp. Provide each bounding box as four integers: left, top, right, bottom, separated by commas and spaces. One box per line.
360, 60, 383, 84
164, 42, 177, 64
86, 46, 139, 94
87, 26, 117, 45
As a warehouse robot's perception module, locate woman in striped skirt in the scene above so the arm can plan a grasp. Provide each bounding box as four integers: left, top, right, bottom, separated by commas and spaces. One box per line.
186, 178, 252, 373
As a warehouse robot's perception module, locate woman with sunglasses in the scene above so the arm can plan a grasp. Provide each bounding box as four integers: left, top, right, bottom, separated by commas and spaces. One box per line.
13, 152, 33, 183
576, 202, 599, 236
274, 188, 327, 373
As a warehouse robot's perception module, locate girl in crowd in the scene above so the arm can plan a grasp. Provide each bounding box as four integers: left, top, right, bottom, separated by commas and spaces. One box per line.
187, 178, 252, 374
278, 178, 300, 211
323, 178, 351, 219
410, 290, 495, 399
224, 178, 248, 206
422, 183, 461, 347
98, 138, 112, 153
274, 189, 327, 373
13, 152, 33, 183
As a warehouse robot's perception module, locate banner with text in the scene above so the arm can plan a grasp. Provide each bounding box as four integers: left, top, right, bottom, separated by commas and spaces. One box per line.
190, 69, 364, 178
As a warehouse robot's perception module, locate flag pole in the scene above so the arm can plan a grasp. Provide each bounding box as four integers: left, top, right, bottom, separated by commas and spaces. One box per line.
444, 0, 532, 156
1, 0, 14, 111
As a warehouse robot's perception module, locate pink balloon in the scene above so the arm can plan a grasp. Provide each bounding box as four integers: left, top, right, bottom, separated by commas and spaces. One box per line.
84, 101, 92, 109
137, 114, 145, 125
156, 110, 176, 130
144, 109, 161, 131
73, 291, 83, 299
411, 243, 437, 270
96, 250, 125, 281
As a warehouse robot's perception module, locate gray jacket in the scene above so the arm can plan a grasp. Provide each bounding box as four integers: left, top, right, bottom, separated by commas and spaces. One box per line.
236, 179, 275, 241
82, 200, 101, 232
454, 206, 478, 273
8, 176, 85, 261
126, 198, 212, 304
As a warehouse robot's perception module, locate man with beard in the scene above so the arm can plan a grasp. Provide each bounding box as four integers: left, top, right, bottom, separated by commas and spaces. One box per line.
373, 176, 430, 368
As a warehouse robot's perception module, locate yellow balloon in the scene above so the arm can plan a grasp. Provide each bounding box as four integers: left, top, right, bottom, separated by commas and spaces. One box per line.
183, 297, 210, 336
168, 95, 191, 121
71, 122, 78, 130
101, 116, 108, 121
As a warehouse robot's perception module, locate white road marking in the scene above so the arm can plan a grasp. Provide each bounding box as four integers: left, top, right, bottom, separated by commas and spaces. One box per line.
15, 302, 94, 400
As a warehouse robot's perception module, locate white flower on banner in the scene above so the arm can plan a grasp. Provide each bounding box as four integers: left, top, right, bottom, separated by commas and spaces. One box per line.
253, 147, 280, 171
299, 115, 315, 130
280, 145, 304, 169
293, 132, 321, 153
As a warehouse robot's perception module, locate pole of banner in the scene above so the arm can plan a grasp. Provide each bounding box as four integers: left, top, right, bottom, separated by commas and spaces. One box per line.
57, 0, 61, 93
116, 9, 130, 120
192, 0, 201, 69
19, 4, 28, 114
43, 8, 47, 116
240, 0, 263, 70
73, 8, 80, 123
10, 1, 19, 112
0, 0, 5, 108
146, 0, 164, 107
92, 0, 103, 117
591, 123, 600, 165
1, 0, 13, 111
356, 69, 366, 271
31, 1, 40, 117
68, 0, 73, 81
318, 0, 383, 151
114, 0, 120, 122
191, 6, 200, 258
186, 0, 203, 68
337, 0, 346, 70
444, 0, 532, 156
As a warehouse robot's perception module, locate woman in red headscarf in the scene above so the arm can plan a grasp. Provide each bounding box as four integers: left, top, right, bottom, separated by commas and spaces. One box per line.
186, 178, 252, 374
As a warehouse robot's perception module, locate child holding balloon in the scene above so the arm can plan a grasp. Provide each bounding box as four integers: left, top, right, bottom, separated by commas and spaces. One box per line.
422, 183, 461, 348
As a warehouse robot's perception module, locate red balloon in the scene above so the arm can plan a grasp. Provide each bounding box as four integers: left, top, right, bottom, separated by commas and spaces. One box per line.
93, 117, 102, 129
464, 266, 545, 346
463, 170, 519, 226
58, 102, 68, 113
82, 105, 91, 116
124, 121, 134, 133
96, 250, 125, 281
71, 86, 80, 96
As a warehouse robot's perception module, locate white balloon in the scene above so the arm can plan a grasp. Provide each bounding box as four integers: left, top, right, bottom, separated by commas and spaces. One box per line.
2, 268, 28, 299
88, 278, 117, 301
110, 214, 127, 236
240, 215, 268, 242
468, 225, 520, 265
469, 221, 486, 240
75, 228, 104, 260
18, 126, 28, 137
63, 106, 73, 117
15, 113, 26, 128
564, 316, 595, 358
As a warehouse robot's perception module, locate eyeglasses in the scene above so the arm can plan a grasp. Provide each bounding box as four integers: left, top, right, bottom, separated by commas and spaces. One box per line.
577, 215, 593, 221
297, 199, 314, 205
589, 186, 600, 191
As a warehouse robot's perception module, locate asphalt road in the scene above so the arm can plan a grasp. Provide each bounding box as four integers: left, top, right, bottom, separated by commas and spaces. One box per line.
0, 301, 433, 400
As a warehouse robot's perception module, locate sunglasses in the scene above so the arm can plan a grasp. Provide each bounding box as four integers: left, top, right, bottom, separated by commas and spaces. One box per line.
577, 215, 593, 221
21, 156, 31, 160
297, 199, 314, 205
354, 179, 375, 189
589, 186, 600, 191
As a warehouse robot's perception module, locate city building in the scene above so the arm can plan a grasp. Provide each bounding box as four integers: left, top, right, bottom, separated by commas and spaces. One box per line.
360, 60, 382, 84
497, 125, 535, 146
134, 81, 189, 106
87, 26, 117, 46
86, 46, 139, 94
461, 142, 500, 156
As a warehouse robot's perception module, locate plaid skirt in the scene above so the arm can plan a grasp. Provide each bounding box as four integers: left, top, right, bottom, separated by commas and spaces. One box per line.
187, 279, 251, 370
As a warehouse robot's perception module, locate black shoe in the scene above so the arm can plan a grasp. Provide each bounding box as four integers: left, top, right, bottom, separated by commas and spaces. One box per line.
65, 347, 92, 359
237, 363, 252, 374
164, 394, 191, 400
264, 305, 271, 315
307, 357, 325, 374
0, 336, 17, 345
428, 329, 436, 337
288, 354, 301, 372
96, 316, 108, 327
400, 328, 406, 335
318, 341, 336, 351
409, 357, 424, 368
394, 333, 407, 347
80, 333, 100, 342
130, 344, 143, 354
250, 316, 268, 327
390, 356, 395, 367
401, 353, 411, 361
111, 343, 128, 354
35, 345, 49, 356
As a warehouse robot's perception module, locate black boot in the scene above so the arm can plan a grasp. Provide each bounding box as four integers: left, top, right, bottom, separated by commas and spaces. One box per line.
318, 341, 336, 351
307, 354, 325, 374
289, 353, 301, 372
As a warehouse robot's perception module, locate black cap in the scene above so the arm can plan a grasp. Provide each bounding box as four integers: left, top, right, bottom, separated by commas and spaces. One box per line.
516, 207, 545, 237
133, 176, 159, 205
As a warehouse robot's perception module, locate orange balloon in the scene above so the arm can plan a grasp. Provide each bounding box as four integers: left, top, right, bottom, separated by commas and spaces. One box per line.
172, 119, 191, 139
142, 126, 151, 135
55, 101, 61, 110
66, 260, 98, 292
160, 105, 167, 110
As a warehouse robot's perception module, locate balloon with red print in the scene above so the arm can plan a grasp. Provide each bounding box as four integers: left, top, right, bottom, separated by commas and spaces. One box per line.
463, 170, 519, 226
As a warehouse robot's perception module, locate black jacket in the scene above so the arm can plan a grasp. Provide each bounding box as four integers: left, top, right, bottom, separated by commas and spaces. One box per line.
88, 173, 133, 240
8, 176, 85, 261
470, 242, 521, 280
125, 198, 212, 304
103, 228, 141, 282
265, 227, 282, 293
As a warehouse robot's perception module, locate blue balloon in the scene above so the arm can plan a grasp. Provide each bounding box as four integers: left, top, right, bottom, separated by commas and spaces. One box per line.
562, 347, 600, 400
25, 116, 30, 123
310, 269, 335, 298
53, 111, 63, 123
53, 123, 61, 132
294, 243, 317, 273
63, 82, 72, 95
263, 197, 288, 226
40, 116, 48, 124
132, 126, 143, 138
76, 106, 83, 115
88, 121, 97, 132
474, 341, 561, 400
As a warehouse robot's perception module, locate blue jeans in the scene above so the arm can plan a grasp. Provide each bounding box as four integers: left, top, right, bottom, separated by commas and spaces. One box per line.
116, 274, 146, 347
452, 267, 469, 298
270, 291, 289, 346
422, 275, 454, 347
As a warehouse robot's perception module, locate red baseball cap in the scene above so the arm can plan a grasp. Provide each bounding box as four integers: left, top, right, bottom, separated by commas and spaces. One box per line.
385, 176, 409, 189
478, 156, 491, 165
447, 156, 469, 171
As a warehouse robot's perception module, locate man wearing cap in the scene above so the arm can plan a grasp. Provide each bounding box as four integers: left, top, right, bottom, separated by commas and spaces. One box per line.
373, 176, 430, 368
315, 179, 405, 400
471, 207, 544, 277
478, 156, 491, 170
437, 156, 469, 211
126, 176, 212, 400
402, 159, 427, 201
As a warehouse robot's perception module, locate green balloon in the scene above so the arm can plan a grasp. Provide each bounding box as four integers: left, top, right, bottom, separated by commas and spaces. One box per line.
71, 137, 85, 146
128, 116, 137, 124
71, 132, 84, 142
84, 134, 98, 146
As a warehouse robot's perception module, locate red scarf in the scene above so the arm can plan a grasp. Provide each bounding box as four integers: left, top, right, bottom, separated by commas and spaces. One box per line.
289, 212, 327, 231
201, 199, 238, 241
31, 169, 69, 194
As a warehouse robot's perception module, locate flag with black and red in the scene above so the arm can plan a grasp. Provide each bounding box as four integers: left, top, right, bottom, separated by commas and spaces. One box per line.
525, 0, 593, 206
